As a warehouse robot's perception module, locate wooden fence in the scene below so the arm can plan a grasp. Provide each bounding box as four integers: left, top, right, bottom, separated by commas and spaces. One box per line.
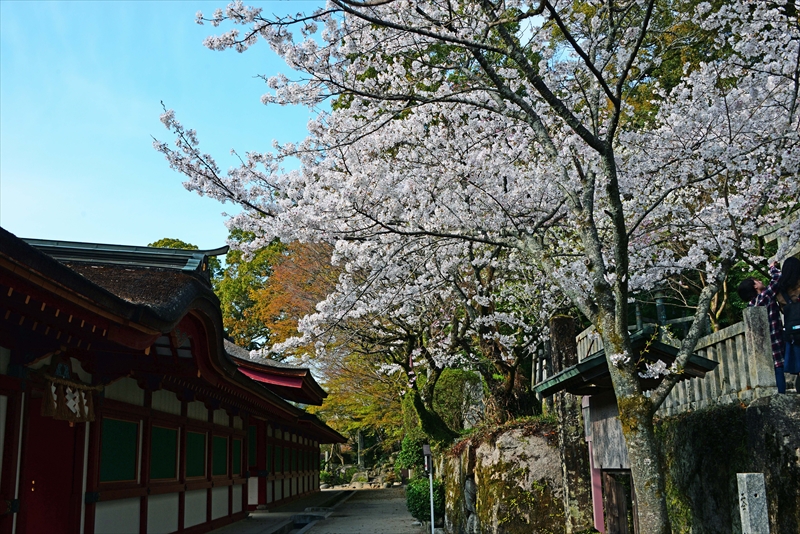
656, 306, 777, 416
535, 306, 778, 417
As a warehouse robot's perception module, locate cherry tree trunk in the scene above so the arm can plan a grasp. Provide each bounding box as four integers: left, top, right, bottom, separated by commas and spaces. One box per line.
410, 390, 459, 443
605, 340, 671, 534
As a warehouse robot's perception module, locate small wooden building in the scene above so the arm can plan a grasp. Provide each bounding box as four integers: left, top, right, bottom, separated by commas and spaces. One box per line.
0, 228, 344, 534
534, 327, 717, 534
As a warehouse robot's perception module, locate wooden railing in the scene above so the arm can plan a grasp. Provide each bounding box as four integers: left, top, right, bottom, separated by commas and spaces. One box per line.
656, 322, 745, 416
657, 307, 777, 416
550, 307, 778, 417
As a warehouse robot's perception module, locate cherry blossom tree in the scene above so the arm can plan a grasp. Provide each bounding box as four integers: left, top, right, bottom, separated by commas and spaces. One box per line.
288, 238, 559, 437
155, 1, 800, 530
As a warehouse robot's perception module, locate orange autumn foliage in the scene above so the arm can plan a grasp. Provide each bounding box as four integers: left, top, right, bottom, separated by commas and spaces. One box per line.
250, 242, 340, 348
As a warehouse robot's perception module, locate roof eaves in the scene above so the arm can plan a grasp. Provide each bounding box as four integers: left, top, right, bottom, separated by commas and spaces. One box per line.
1, 227, 191, 335
532, 328, 717, 397
23, 237, 228, 276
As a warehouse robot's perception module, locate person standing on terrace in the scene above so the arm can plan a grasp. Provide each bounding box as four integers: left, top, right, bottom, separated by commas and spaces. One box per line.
738, 261, 786, 392
775, 257, 800, 393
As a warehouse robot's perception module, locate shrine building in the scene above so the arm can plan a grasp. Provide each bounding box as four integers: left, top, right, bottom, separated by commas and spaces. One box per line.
0, 228, 344, 534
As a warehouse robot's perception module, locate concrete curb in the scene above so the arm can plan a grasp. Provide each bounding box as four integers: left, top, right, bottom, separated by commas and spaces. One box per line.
291, 491, 357, 534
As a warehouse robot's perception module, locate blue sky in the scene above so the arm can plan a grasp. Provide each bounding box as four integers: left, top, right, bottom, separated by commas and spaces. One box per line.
1, 1, 320, 249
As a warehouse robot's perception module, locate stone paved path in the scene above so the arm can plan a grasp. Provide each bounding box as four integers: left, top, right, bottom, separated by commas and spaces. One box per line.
210, 490, 350, 534
303, 487, 425, 534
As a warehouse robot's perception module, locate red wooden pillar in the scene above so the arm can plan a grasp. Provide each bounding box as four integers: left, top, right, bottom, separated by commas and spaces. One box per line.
206, 411, 213, 524
139, 390, 152, 534
84, 401, 103, 534
13, 392, 31, 534
0, 391, 23, 534
257, 421, 266, 506
68, 421, 88, 534
177, 398, 187, 531
227, 423, 233, 518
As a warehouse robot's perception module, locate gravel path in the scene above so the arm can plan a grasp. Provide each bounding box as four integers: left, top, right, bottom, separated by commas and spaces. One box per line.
303, 487, 426, 534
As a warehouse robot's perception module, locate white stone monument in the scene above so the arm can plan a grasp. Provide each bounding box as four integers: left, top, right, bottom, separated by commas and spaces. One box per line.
737, 472, 769, 534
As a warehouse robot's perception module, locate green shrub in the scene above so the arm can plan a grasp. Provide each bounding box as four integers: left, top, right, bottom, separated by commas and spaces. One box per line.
320, 471, 334, 485
406, 477, 445, 522
342, 466, 359, 483
320, 468, 357, 486
350, 471, 369, 483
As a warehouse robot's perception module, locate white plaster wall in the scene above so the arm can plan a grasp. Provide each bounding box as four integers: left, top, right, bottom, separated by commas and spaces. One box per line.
0, 346, 10, 374
184, 489, 207, 528
275, 481, 282, 501
187, 401, 207, 421
233, 416, 243, 430
267, 481, 273, 503
211, 486, 228, 520
104, 377, 144, 406
248, 477, 258, 505
146, 493, 179, 534
94, 498, 140, 534
213, 409, 228, 427
152, 390, 181, 416
26, 354, 51, 371
232, 484, 243, 514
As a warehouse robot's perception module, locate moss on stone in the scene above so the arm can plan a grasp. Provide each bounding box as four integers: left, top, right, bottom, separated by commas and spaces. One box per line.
746, 395, 800, 534
474, 460, 564, 533
447, 414, 558, 458
655, 404, 750, 533
443, 446, 469, 533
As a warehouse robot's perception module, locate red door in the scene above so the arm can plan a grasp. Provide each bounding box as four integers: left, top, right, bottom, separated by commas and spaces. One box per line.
22, 398, 78, 534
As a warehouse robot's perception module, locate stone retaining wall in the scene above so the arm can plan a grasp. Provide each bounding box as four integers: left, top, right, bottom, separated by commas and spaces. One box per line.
443, 422, 565, 534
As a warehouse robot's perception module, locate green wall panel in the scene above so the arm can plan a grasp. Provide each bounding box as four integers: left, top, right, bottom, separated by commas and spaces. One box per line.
150, 426, 178, 480
186, 431, 206, 478
233, 439, 242, 476
100, 418, 139, 482
248, 426, 257, 467
213, 436, 228, 476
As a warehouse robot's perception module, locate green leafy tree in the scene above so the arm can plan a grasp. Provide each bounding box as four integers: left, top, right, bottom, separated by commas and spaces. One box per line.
214, 230, 285, 350
308, 350, 407, 457
150, 233, 284, 350
395, 435, 426, 474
